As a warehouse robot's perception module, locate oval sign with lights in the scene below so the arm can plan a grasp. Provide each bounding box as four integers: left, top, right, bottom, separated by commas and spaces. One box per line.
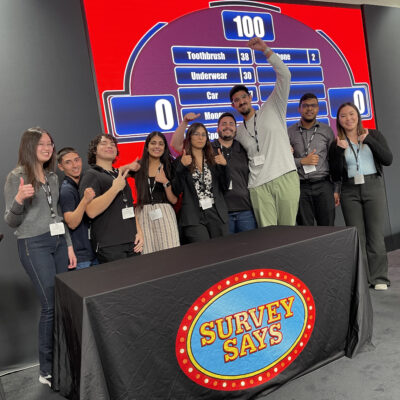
176, 269, 315, 391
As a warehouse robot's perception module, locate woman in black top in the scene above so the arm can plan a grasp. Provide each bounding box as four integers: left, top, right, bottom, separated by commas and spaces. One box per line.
329, 102, 393, 290
172, 122, 230, 243
135, 131, 180, 254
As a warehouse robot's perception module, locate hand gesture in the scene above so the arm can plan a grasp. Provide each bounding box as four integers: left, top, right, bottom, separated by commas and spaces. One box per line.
181, 149, 192, 167
15, 177, 35, 204
214, 148, 227, 166
184, 112, 201, 123
359, 129, 369, 143
336, 136, 349, 149
127, 157, 141, 172
155, 164, 168, 185
83, 187, 96, 203
248, 37, 268, 53
112, 168, 129, 192
301, 149, 319, 166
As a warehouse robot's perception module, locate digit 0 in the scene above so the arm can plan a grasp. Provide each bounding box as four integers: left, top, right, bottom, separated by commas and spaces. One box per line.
155, 99, 174, 130
353, 90, 366, 114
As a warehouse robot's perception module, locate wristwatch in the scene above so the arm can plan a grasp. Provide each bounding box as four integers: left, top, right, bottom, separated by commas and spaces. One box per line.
163, 181, 171, 188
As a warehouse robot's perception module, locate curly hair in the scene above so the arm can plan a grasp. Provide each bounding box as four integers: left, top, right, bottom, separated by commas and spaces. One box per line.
183, 123, 215, 173
87, 134, 119, 165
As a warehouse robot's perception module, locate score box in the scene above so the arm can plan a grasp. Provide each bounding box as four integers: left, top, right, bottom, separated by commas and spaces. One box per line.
108, 95, 178, 141
178, 85, 258, 106
328, 86, 371, 118
254, 48, 321, 65
172, 46, 252, 65
222, 10, 275, 41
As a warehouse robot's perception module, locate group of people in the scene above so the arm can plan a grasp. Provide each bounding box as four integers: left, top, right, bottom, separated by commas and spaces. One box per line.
3, 37, 392, 388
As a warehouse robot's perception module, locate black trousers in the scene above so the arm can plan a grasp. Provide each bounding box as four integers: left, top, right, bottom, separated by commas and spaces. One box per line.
97, 242, 140, 264
297, 179, 335, 226
182, 206, 229, 244
341, 174, 389, 286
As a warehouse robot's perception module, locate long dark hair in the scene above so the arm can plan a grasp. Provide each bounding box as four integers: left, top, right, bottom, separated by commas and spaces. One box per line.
17, 127, 56, 188
135, 131, 174, 206
336, 102, 365, 140
183, 123, 215, 173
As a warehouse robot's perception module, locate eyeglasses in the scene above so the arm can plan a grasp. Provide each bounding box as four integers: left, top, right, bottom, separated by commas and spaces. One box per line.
37, 142, 54, 148
301, 103, 319, 109
192, 132, 208, 138
232, 93, 249, 104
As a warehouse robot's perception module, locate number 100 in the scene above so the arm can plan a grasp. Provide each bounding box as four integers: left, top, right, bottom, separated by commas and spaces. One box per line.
233, 15, 265, 38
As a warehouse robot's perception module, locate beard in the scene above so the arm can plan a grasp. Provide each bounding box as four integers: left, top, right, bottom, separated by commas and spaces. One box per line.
302, 116, 316, 123
218, 128, 235, 141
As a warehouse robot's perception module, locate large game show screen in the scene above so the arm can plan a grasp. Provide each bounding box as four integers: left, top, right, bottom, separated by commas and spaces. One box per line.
82, 0, 375, 164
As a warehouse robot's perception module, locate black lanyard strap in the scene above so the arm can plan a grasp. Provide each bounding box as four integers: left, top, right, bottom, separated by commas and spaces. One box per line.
243, 113, 260, 153
299, 126, 318, 156
41, 177, 56, 219
345, 136, 361, 171
103, 168, 129, 205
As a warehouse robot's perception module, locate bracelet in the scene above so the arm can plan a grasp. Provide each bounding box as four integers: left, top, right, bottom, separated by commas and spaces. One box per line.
163, 181, 171, 188
263, 46, 272, 55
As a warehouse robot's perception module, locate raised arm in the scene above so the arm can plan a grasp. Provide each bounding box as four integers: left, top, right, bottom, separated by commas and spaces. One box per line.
170, 112, 200, 154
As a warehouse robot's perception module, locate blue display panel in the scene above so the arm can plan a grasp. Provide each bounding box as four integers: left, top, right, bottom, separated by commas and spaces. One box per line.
175, 67, 256, 85
254, 48, 320, 65
221, 10, 275, 41
328, 86, 371, 118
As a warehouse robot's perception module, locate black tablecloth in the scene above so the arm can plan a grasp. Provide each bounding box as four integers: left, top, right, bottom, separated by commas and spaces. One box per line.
53, 226, 373, 399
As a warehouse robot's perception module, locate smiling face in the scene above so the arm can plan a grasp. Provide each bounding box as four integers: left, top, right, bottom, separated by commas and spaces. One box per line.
218, 116, 236, 142
36, 133, 54, 164
58, 152, 82, 180
96, 136, 118, 162
299, 98, 319, 124
190, 126, 208, 150
231, 90, 253, 116
338, 105, 359, 133
147, 134, 165, 159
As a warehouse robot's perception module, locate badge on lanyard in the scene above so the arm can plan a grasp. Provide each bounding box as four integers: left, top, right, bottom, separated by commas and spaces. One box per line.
200, 198, 213, 210
122, 206, 135, 219
50, 222, 65, 236
354, 174, 365, 185
228, 180, 233, 190
149, 208, 163, 221
303, 165, 317, 174
253, 155, 265, 166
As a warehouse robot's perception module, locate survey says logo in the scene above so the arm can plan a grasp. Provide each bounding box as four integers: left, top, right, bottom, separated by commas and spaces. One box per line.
176, 269, 315, 391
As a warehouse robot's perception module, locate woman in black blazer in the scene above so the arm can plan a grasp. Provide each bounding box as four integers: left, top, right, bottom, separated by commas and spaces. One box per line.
172, 122, 230, 243
329, 102, 393, 290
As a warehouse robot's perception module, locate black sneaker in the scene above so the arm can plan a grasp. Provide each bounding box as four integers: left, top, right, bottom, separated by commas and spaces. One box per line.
39, 374, 52, 387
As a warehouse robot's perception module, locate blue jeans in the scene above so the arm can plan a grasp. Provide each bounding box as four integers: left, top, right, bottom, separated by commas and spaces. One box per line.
17, 232, 68, 376
228, 210, 257, 234
76, 258, 99, 270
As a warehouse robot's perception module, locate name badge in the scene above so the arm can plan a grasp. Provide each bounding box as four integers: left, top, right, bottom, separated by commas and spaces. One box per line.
200, 198, 213, 210
149, 208, 163, 221
50, 222, 65, 236
354, 174, 365, 185
122, 206, 135, 219
303, 165, 317, 174
88, 226, 91, 240
228, 180, 233, 190
253, 155, 265, 166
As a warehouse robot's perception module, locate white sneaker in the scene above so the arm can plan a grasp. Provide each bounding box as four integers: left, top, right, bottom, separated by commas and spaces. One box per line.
374, 283, 388, 291
39, 374, 52, 387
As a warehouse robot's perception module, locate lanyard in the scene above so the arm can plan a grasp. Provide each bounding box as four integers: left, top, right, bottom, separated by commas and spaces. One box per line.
299, 126, 318, 156
148, 164, 162, 203
243, 113, 260, 153
103, 168, 129, 206
345, 136, 361, 171
41, 177, 56, 219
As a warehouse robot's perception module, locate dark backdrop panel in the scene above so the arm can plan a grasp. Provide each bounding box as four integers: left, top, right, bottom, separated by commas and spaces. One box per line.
0, 0, 101, 372
363, 5, 400, 250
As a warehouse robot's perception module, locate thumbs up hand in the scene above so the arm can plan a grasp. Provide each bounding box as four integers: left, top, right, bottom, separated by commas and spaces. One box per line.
214, 148, 227, 166
15, 177, 35, 204
301, 149, 319, 166
181, 149, 192, 167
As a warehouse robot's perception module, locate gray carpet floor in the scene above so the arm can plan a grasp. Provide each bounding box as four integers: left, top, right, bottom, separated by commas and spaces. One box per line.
1, 250, 400, 400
